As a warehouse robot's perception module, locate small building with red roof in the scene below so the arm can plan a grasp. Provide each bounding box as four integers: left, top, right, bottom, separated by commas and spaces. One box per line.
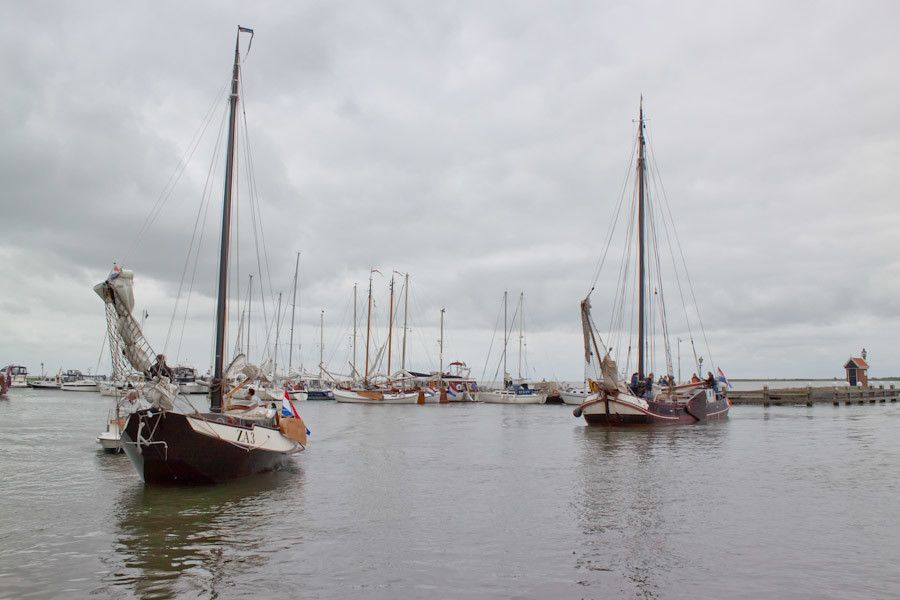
844, 356, 869, 387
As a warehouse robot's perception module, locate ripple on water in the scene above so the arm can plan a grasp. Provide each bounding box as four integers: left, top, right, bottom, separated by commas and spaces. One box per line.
1, 395, 899, 599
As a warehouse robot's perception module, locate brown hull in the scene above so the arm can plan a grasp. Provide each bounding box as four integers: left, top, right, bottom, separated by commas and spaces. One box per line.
579, 391, 730, 427
121, 410, 293, 485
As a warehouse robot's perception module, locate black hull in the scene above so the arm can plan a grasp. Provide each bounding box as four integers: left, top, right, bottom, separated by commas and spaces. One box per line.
306, 390, 334, 400
121, 410, 292, 485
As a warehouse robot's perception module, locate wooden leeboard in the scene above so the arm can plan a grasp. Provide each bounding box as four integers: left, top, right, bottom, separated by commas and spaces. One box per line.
278, 417, 307, 446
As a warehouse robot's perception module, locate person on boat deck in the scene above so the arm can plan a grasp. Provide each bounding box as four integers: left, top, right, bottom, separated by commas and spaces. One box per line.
658, 374, 669, 386
691, 373, 701, 384
704, 371, 718, 391
229, 387, 260, 411
630, 372, 640, 394
644, 373, 655, 398
147, 354, 173, 380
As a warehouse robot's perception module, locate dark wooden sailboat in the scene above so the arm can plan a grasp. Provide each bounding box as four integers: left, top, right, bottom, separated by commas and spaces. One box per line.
98, 27, 307, 484
574, 100, 730, 426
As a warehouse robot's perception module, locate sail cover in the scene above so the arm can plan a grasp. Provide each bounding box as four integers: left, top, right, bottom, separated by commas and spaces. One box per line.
580, 297, 593, 365
93, 267, 155, 375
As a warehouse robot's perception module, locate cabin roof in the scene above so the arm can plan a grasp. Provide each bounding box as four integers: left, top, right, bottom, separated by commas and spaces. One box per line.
844, 357, 869, 369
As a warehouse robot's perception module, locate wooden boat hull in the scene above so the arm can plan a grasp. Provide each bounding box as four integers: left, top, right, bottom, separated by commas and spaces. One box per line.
477, 390, 547, 404
121, 409, 299, 484
577, 389, 729, 426
333, 389, 420, 404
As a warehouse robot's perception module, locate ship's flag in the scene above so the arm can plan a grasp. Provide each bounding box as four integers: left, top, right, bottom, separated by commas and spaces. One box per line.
716, 367, 732, 390
108, 263, 122, 281
282, 390, 311, 435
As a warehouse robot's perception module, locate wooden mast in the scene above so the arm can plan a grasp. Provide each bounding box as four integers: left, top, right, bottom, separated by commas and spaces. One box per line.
637, 96, 647, 380
288, 252, 300, 376
387, 274, 394, 381
246, 274, 252, 361
502, 290, 508, 386
439, 307, 445, 401
364, 271, 373, 385
211, 26, 251, 412
518, 292, 524, 381
439, 308, 445, 376
319, 309, 324, 378
273, 292, 282, 382
401, 272, 409, 372
352, 283, 358, 379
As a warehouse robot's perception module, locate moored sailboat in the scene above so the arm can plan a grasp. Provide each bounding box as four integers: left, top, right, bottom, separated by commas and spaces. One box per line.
574, 100, 729, 426
101, 27, 308, 483
334, 271, 420, 404
478, 292, 546, 404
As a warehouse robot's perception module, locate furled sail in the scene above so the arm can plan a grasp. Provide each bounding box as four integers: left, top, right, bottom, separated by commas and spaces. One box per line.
580, 297, 593, 365
93, 267, 155, 375
581, 295, 627, 393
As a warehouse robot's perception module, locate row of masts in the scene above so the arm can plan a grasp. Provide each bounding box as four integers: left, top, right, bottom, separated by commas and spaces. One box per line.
361, 270, 412, 385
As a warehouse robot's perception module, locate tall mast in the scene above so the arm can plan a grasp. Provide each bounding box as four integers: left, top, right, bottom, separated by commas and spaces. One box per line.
387, 274, 395, 381
518, 292, 524, 380
273, 292, 282, 382
352, 283, 358, 378
439, 308, 445, 377
364, 271, 373, 384
502, 290, 508, 385
288, 252, 300, 375
401, 272, 409, 372
637, 96, 647, 380
319, 309, 324, 378
246, 274, 252, 361
211, 26, 251, 412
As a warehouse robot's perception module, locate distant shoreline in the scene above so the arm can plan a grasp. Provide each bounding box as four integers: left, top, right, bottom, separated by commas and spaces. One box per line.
732, 377, 900, 381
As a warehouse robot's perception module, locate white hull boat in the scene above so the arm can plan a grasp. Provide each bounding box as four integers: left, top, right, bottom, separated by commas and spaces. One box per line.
97, 430, 122, 452
287, 389, 310, 401
30, 380, 61, 390
478, 389, 547, 404
334, 388, 421, 404
178, 381, 209, 395
61, 380, 100, 392
561, 389, 589, 405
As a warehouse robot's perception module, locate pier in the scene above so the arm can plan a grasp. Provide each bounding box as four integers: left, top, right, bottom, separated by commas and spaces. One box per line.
729, 385, 900, 406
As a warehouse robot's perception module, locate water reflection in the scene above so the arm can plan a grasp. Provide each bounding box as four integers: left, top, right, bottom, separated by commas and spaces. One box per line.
99, 466, 303, 599
572, 423, 730, 598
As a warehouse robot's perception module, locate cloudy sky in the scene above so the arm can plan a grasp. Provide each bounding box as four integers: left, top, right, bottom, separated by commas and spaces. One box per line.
2, 0, 899, 381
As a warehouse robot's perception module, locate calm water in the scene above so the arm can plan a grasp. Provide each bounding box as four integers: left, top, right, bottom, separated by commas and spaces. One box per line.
1, 389, 898, 599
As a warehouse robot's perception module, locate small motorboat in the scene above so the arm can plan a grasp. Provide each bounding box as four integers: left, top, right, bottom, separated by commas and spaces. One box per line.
30, 377, 62, 390
61, 379, 100, 392
97, 407, 126, 453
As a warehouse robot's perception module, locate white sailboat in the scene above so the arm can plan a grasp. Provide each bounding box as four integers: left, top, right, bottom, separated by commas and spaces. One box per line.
478, 292, 546, 404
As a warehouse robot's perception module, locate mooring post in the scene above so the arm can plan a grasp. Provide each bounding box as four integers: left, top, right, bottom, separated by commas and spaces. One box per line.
806, 385, 813, 407
763, 385, 769, 407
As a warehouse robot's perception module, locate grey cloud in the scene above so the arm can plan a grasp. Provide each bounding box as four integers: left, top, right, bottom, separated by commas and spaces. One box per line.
3, 1, 900, 379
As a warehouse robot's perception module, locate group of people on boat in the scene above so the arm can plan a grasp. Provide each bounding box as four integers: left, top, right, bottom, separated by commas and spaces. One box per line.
690, 371, 720, 391
628, 369, 724, 399
628, 372, 675, 398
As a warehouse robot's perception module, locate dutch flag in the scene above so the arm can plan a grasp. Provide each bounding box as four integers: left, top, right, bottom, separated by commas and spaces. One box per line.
282, 391, 311, 436
716, 367, 733, 390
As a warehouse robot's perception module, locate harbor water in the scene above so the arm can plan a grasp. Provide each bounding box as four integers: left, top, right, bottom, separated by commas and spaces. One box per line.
1, 388, 898, 599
